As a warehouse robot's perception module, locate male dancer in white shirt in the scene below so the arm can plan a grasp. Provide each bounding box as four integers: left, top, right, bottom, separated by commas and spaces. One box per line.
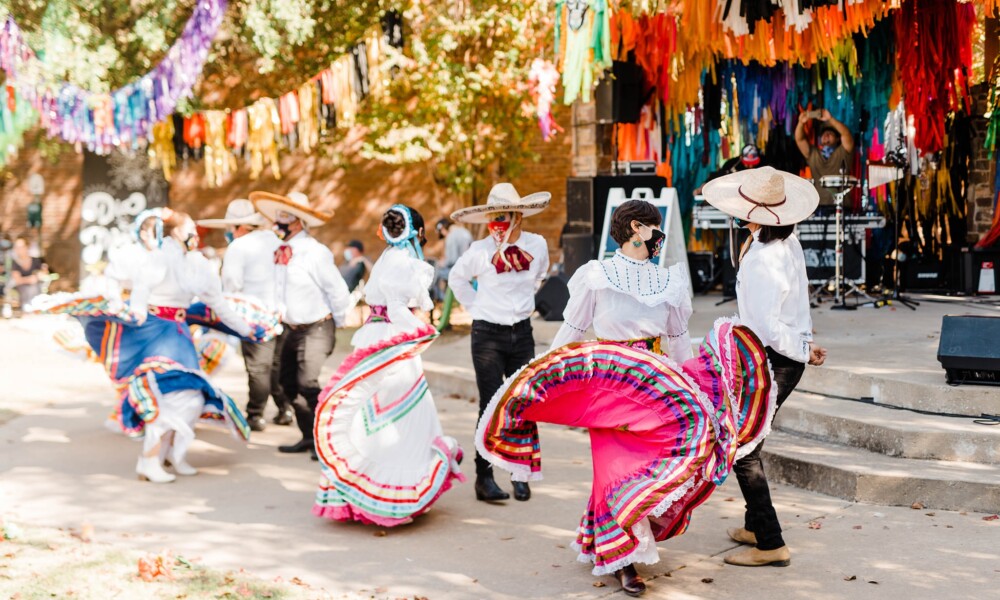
449, 183, 550, 502
703, 167, 828, 567
198, 199, 290, 432
251, 191, 351, 459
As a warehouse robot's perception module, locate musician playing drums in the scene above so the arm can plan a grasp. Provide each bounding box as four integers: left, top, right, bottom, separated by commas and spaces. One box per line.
794, 109, 855, 209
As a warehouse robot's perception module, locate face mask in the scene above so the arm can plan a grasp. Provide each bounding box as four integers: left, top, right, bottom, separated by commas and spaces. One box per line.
183, 233, 198, 251
820, 144, 835, 160
274, 222, 293, 241
733, 218, 749, 228
487, 221, 511, 245
343, 249, 354, 261
638, 225, 665, 259
224, 231, 235, 245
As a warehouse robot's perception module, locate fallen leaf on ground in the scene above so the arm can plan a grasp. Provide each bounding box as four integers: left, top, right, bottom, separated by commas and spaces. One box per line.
374, 530, 388, 537
236, 584, 253, 597
983, 514, 999, 521
500, 536, 514, 541
374, 586, 387, 593
137, 552, 175, 582
701, 578, 714, 584
808, 521, 822, 529
911, 502, 925, 510
844, 575, 857, 581
551, 564, 561, 568
592, 582, 606, 588
868, 580, 879, 585
724, 497, 735, 502
290, 577, 308, 587
852, 525, 862, 530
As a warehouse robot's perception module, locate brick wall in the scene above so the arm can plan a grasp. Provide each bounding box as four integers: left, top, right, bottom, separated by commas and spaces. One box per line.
968, 84, 998, 242
0, 106, 572, 287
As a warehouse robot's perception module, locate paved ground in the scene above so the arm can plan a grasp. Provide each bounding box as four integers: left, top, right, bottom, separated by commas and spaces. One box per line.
2, 295, 999, 599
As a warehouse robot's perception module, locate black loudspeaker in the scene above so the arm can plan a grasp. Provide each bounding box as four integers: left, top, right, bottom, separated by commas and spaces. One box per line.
566, 177, 595, 233
903, 258, 944, 291
535, 275, 570, 321
562, 232, 594, 279
937, 315, 1000, 386
595, 61, 645, 124
688, 252, 717, 294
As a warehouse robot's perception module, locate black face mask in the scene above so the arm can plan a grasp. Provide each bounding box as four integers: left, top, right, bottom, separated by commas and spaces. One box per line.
645, 228, 666, 259
274, 222, 293, 241
733, 218, 749, 228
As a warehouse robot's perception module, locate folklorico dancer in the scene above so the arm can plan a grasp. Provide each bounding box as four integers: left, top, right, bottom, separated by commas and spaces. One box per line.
476, 319, 776, 597
198, 200, 292, 432
448, 183, 551, 503
313, 204, 464, 526
28, 209, 279, 483
250, 191, 351, 460
547, 198, 693, 595
702, 166, 828, 568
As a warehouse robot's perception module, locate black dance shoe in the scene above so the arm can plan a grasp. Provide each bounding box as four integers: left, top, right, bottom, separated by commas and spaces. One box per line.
511, 480, 531, 501
614, 564, 646, 597
272, 408, 294, 426
279, 438, 314, 453
247, 416, 266, 432
474, 475, 510, 502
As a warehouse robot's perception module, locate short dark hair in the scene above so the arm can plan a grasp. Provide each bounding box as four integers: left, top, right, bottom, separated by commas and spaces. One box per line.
610, 200, 661, 246
820, 125, 840, 139
435, 218, 452, 232
757, 224, 796, 244
347, 239, 364, 252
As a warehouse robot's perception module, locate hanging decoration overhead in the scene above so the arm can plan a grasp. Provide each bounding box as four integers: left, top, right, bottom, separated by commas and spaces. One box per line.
0, 0, 228, 153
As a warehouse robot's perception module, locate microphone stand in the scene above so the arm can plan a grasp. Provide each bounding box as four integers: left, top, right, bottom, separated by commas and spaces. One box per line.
864, 143, 918, 310
831, 159, 858, 310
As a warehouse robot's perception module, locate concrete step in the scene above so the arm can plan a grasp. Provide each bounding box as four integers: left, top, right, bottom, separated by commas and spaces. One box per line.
761, 430, 1000, 514
776, 391, 1000, 464
798, 365, 1000, 419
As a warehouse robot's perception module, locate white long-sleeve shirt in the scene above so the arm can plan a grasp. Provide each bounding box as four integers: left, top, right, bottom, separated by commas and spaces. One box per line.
274, 231, 351, 327
221, 229, 282, 309
736, 230, 813, 363
551, 251, 693, 362
448, 232, 549, 325
122, 238, 251, 337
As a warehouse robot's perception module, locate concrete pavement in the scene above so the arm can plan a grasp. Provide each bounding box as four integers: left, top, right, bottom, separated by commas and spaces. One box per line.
1, 304, 999, 599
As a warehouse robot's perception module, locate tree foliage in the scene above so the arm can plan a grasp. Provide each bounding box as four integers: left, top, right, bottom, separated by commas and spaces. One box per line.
2, 0, 554, 200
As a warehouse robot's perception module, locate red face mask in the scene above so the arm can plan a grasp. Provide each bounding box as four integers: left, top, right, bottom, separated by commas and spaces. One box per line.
487, 221, 511, 244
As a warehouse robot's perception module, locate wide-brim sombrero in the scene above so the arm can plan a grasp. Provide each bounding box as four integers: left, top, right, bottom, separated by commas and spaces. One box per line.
450, 183, 551, 224
702, 166, 818, 226
250, 191, 333, 227
197, 199, 267, 229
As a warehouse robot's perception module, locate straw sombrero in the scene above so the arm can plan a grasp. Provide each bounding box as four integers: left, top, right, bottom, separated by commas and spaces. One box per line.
450, 183, 551, 224
196, 199, 267, 229
250, 191, 333, 227
701, 166, 819, 226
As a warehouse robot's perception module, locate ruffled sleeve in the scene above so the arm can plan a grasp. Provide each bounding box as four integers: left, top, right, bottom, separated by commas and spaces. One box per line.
662, 263, 693, 362
180, 252, 252, 338
550, 261, 600, 349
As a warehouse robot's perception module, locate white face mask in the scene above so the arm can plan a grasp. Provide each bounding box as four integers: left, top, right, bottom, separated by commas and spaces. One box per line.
343, 249, 355, 261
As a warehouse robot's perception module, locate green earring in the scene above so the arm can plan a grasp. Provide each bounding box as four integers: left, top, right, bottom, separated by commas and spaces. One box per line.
631, 239, 642, 248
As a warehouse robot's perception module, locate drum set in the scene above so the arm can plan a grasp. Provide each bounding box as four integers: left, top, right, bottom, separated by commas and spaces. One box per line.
819, 174, 865, 310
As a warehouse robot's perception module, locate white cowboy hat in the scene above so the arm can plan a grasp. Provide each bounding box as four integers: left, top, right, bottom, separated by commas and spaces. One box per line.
250, 191, 333, 227
196, 199, 267, 229
449, 183, 551, 224
702, 166, 819, 226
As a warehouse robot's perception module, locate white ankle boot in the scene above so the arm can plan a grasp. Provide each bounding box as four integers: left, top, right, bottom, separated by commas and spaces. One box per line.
168, 450, 198, 476
136, 456, 176, 483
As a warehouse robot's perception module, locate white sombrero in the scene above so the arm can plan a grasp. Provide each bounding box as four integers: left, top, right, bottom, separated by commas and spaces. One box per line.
702, 166, 819, 226
250, 191, 333, 228
196, 199, 267, 229
450, 183, 551, 224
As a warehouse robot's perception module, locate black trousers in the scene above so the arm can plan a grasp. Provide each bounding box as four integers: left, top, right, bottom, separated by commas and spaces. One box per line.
241, 336, 290, 419
279, 318, 336, 441
470, 318, 535, 478
733, 347, 806, 550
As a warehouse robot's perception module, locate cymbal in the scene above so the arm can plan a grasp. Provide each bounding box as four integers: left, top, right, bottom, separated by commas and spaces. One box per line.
819, 175, 860, 189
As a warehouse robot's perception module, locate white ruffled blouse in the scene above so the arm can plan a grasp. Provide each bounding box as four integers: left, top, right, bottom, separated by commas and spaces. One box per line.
551, 250, 693, 362
351, 246, 434, 348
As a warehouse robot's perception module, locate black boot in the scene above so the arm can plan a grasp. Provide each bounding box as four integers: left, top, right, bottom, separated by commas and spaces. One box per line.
279, 438, 314, 453
272, 407, 294, 426
614, 564, 646, 597
246, 416, 266, 432
474, 474, 510, 502
511, 480, 531, 501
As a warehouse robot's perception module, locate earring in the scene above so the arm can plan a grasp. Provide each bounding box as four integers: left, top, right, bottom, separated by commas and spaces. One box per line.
631, 238, 642, 248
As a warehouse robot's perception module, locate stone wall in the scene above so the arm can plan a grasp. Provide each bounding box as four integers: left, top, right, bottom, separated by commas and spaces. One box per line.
968, 84, 998, 243
1, 107, 572, 288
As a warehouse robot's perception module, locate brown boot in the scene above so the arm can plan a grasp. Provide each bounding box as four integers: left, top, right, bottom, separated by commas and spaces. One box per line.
724, 546, 791, 567
613, 564, 646, 597
727, 527, 758, 545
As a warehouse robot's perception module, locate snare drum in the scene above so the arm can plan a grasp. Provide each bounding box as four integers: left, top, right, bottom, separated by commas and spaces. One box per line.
819, 175, 860, 189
